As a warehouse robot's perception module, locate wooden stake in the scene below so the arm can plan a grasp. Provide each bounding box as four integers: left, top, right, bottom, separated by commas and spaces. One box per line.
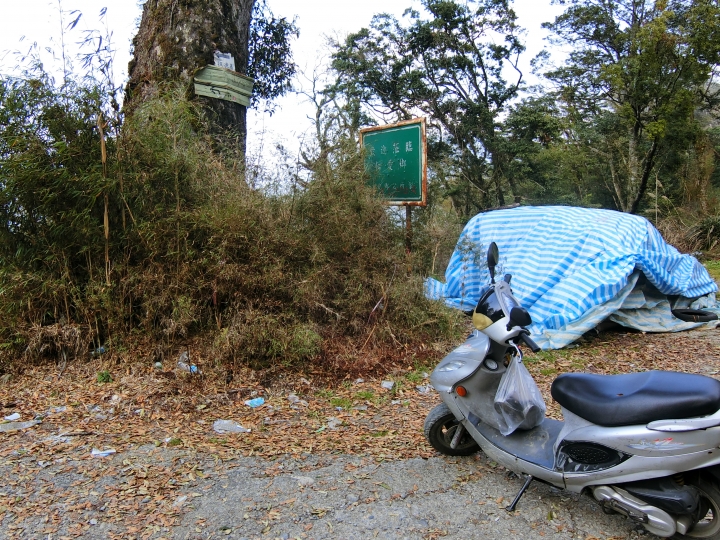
406, 205, 412, 275
405, 205, 412, 253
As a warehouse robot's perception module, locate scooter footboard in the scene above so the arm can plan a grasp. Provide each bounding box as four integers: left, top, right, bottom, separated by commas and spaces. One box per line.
460, 411, 565, 488
468, 412, 561, 470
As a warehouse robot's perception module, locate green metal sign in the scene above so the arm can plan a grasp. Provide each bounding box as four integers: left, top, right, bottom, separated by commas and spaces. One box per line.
360, 118, 427, 206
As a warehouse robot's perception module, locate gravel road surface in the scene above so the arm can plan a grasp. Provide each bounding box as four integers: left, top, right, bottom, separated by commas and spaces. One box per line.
1, 443, 654, 539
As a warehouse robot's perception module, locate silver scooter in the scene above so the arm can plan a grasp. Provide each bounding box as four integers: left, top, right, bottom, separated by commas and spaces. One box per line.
424, 242, 720, 538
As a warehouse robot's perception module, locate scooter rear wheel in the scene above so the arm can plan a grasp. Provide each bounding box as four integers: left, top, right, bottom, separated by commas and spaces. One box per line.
677, 478, 720, 539
424, 403, 480, 456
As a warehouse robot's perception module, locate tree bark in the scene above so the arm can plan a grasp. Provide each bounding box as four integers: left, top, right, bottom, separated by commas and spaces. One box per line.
629, 140, 659, 215
125, 0, 255, 156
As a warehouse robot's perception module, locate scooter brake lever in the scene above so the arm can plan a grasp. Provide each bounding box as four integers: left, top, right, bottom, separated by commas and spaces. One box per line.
507, 342, 523, 362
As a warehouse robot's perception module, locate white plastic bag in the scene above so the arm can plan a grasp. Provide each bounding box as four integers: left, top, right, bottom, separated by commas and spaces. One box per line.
213, 420, 251, 434
493, 356, 546, 436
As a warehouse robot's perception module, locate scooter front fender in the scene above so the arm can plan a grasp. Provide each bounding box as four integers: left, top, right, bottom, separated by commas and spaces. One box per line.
430, 333, 491, 394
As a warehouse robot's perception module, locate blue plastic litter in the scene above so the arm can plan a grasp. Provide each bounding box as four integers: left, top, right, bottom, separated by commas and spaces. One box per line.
244, 397, 265, 408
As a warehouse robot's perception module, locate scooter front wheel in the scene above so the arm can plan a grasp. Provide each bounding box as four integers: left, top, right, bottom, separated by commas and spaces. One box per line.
424, 403, 480, 456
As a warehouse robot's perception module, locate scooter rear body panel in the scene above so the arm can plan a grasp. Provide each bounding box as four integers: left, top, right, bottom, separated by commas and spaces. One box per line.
558, 408, 720, 490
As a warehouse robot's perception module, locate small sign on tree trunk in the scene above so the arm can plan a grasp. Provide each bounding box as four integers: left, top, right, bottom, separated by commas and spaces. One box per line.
213, 50, 236, 71
359, 118, 427, 207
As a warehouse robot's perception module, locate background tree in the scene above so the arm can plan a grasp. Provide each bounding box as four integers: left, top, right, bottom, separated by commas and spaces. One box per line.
331, 0, 525, 215
496, 96, 570, 203
293, 62, 376, 180
543, 0, 720, 213
125, 0, 297, 157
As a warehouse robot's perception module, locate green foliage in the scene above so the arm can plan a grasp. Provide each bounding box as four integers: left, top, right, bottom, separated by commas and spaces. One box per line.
0, 73, 109, 326
248, 0, 300, 112
498, 96, 591, 206
322, 0, 720, 219
404, 369, 425, 384
704, 260, 720, 284
354, 390, 375, 400
543, 0, 720, 213
329, 397, 353, 410
315, 389, 334, 399
331, 0, 526, 215
96, 370, 112, 383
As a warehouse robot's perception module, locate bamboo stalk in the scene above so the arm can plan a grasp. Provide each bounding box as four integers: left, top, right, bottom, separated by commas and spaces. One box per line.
98, 113, 110, 286
104, 193, 110, 286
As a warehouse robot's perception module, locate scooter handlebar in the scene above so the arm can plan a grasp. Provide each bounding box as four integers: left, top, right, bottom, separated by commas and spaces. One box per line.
518, 332, 541, 353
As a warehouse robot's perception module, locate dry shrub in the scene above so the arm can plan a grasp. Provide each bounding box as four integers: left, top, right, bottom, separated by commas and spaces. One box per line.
655, 215, 694, 252
0, 84, 463, 373
656, 213, 720, 254
23, 323, 89, 363
199, 149, 464, 370
214, 311, 322, 370
689, 216, 720, 252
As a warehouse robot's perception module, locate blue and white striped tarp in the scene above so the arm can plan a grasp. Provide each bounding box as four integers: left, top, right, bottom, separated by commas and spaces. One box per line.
425, 206, 719, 349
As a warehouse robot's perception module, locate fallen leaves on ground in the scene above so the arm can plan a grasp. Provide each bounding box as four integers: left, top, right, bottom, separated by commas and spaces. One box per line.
0, 326, 717, 537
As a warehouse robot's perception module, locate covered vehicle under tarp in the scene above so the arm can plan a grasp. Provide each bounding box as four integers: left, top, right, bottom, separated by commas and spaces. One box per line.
425, 206, 720, 349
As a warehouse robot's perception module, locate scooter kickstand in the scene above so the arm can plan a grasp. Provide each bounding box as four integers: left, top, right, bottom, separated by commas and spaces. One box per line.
505, 475, 534, 512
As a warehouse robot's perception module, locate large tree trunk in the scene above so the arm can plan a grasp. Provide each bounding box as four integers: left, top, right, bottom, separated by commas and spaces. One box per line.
125, 0, 255, 156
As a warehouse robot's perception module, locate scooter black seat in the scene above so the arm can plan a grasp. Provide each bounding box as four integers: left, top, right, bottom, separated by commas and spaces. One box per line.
551, 371, 720, 427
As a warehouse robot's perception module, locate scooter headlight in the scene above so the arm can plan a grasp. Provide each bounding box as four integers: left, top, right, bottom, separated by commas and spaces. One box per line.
437, 360, 466, 372
473, 288, 505, 329
472, 311, 493, 331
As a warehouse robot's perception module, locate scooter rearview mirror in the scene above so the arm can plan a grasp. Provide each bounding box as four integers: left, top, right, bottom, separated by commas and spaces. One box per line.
487, 242, 499, 284
509, 306, 532, 328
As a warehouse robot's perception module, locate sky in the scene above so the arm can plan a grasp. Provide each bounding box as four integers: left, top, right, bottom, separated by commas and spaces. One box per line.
0, 0, 564, 157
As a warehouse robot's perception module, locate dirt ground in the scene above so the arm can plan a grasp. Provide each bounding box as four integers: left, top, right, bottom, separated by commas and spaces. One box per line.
0, 324, 718, 539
